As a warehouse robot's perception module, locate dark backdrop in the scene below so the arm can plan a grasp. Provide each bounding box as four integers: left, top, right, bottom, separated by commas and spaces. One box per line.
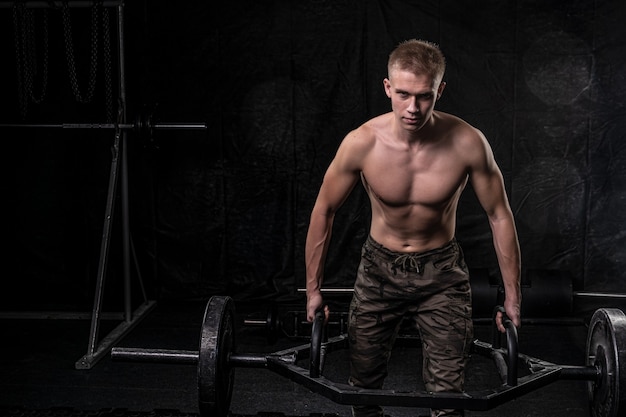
1, 0, 625, 312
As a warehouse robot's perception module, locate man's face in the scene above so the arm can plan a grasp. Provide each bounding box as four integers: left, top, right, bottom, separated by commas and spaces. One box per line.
383, 69, 445, 132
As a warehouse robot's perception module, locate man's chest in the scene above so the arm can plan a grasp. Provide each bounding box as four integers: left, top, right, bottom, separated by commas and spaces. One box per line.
361, 153, 468, 207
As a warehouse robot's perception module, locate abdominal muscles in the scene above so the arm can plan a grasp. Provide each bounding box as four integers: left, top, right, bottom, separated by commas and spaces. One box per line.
362, 171, 466, 252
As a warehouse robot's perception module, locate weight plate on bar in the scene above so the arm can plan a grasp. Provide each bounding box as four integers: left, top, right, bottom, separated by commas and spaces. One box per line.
266, 304, 279, 345
586, 308, 626, 417
198, 296, 236, 417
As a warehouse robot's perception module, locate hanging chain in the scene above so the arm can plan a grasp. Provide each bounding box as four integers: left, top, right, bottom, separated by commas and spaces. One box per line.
13, 2, 50, 119
12, 0, 113, 120
102, 5, 113, 122
25, 5, 49, 104
63, 0, 100, 104
13, 3, 27, 118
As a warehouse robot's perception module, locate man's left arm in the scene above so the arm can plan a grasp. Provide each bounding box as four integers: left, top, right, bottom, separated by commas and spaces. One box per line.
469, 131, 522, 332
487, 199, 522, 331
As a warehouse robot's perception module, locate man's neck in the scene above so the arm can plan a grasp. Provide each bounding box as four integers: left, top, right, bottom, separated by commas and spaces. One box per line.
398, 113, 437, 145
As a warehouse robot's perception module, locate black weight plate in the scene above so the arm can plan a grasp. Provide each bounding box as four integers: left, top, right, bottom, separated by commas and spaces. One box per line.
266, 304, 279, 345
198, 296, 236, 417
587, 308, 626, 417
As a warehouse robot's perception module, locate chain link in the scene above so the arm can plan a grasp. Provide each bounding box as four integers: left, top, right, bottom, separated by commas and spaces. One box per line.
13, 3, 49, 119
26, 6, 49, 105
62, 0, 100, 104
12, 3, 27, 118
102, 5, 113, 122
12, 0, 114, 120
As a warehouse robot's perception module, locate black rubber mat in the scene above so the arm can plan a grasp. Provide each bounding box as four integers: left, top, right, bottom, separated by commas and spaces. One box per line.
0, 299, 596, 417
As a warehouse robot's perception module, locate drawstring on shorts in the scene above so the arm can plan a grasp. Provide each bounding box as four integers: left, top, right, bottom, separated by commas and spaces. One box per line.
393, 253, 421, 273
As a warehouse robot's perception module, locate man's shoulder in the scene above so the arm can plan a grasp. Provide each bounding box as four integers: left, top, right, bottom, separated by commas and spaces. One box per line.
359, 112, 392, 133
434, 111, 483, 143
343, 114, 390, 146
434, 110, 474, 130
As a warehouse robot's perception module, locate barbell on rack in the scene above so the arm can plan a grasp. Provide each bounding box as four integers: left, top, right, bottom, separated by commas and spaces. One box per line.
242, 304, 281, 344
296, 269, 626, 319
111, 295, 626, 417
259, 271, 576, 341
0, 113, 207, 137
243, 305, 352, 342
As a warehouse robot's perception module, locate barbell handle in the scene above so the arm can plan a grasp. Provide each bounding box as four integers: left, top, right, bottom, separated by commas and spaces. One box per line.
310, 308, 326, 378
111, 347, 199, 364
153, 123, 207, 130
492, 306, 519, 386
111, 347, 275, 368
504, 319, 518, 386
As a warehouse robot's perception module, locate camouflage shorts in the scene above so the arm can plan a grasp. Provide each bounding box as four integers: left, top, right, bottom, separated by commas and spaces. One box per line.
348, 236, 473, 417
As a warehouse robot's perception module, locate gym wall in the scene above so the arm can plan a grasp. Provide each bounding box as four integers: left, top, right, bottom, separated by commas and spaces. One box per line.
1, 0, 624, 312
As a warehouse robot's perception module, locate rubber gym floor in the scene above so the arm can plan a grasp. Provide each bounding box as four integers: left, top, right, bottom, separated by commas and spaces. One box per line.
0, 298, 615, 417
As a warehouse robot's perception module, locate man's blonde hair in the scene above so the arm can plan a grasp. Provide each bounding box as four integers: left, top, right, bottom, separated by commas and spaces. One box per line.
388, 39, 446, 84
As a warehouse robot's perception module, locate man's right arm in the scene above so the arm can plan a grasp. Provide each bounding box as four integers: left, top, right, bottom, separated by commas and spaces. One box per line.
304, 198, 335, 322
305, 132, 364, 322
